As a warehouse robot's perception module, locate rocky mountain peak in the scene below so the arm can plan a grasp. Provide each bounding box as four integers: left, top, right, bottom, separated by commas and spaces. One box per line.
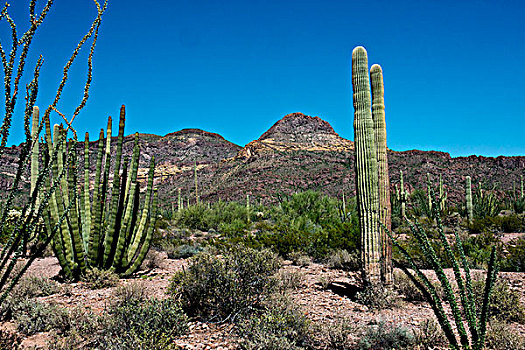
258, 112, 340, 143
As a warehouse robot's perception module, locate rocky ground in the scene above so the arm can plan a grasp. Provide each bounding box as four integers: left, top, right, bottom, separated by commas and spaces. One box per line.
3, 243, 524, 350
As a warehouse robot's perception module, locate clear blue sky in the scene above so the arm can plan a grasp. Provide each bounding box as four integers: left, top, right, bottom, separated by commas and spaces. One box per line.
2, 0, 524, 157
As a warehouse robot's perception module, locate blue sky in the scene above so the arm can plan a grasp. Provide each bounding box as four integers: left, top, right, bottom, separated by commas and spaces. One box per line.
2, 0, 524, 157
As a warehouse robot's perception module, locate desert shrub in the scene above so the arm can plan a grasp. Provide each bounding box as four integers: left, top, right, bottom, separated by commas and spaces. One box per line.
176, 201, 252, 232
316, 317, 355, 350
357, 322, 415, 350
48, 299, 186, 350
106, 298, 188, 344
10, 275, 60, 299
12, 299, 69, 335
81, 268, 119, 289
355, 284, 400, 311
462, 231, 503, 269
168, 245, 280, 321
111, 282, 147, 305
140, 249, 166, 270
473, 278, 525, 324
500, 237, 525, 272
236, 294, 313, 350
288, 251, 313, 267
412, 318, 447, 349
274, 270, 304, 291
326, 249, 360, 271
470, 215, 525, 234
394, 271, 425, 302
485, 318, 525, 350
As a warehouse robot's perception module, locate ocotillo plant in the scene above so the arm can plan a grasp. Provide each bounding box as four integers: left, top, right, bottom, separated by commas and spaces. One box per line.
386, 192, 498, 350
42, 106, 157, 279
370, 63, 392, 285
0, 0, 107, 305
352, 46, 381, 285
466, 176, 473, 224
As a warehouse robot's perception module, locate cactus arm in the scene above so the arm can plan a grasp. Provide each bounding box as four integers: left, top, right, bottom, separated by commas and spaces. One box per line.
103, 105, 126, 267
352, 46, 381, 285
66, 140, 86, 275
111, 159, 129, 269
88, 128, 106, 266
82, 133, 91, 252
126, 156, 155, 265
123, 189, 157, 277
370, 63, 392, 285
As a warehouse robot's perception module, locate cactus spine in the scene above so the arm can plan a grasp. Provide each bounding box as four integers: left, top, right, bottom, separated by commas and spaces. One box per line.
370, 63, 392, 285
352, 46, 381, 285
43, 105, 157, 279
466, 176, 473, 224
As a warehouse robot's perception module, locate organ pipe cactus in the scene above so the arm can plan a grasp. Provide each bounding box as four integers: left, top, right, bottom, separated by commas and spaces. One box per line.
352, 46, 381, 285
42, 105, 157, 279
370, 63, 392, 285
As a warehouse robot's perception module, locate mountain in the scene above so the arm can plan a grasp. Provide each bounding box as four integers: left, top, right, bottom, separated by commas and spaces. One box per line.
2, 113, 525, 208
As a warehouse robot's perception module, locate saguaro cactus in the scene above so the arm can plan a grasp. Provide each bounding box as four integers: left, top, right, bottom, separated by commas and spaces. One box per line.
352, 46, 381, 285
466, 176, 473, 224
400, 170, 407, 218
370, 63, 392, 285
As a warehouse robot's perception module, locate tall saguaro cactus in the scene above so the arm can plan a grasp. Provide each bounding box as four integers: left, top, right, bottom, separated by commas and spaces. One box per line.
466, 176, 473, 224
352, 46, 381, 285
370, 63, 392, 285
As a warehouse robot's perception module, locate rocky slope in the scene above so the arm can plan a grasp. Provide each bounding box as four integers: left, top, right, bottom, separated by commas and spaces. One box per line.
2, 113, 525, 209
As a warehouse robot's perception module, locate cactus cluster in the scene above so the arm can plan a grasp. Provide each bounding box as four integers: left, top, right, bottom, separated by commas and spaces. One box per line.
351, 46, 392, 285
38, 105, 157, 279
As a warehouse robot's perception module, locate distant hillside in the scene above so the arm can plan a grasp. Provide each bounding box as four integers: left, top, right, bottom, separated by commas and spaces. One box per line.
2, 113, 525, 208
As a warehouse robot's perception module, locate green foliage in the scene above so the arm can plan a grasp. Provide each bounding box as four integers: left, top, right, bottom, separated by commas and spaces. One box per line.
485, 319, 525, 350
0, 0, 107, 308
500, 237, 525, 272
472, 186, 501, 219
473, 278, 525, 324
12, 299, 69, 336
388, 194, 499, 350
236, 294, 313, 350
357, 322, 415, 350
469, 215, 525, 234
47, 297, 187, 350
106, 298, 188, 346
168, 245, 280, 321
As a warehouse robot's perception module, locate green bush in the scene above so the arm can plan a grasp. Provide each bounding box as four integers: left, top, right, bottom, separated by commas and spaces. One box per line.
412, 318, 447, 349
501, 237, 525, 272
485, 319, 525, 350
473, 278, 525, 324
12, 299, 69, 335
106, 298, 188, 344
168, 245, 280, 321
357, 322, 415, 350
236, 294, 313, 350
462, 232, 503, 269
